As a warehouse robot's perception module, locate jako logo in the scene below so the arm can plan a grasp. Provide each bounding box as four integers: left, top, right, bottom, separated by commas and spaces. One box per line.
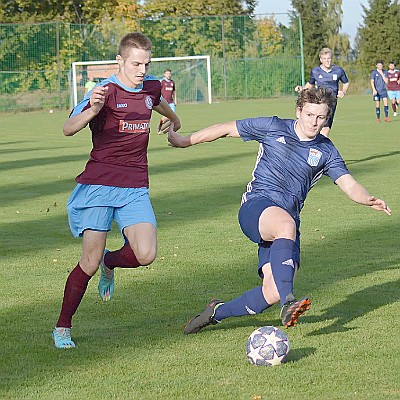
117, 103, 128, 108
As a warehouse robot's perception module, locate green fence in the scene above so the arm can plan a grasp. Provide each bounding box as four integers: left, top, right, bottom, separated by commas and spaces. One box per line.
0, 14, 302, 112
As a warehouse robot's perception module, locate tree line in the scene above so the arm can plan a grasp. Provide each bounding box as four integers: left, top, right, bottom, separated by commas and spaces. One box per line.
1, 0, 399, 88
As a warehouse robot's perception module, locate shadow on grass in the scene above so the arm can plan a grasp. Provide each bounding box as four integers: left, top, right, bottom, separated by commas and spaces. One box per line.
286, 347, 317, 363
345, 150, 400, 166
307, 278, 400, 336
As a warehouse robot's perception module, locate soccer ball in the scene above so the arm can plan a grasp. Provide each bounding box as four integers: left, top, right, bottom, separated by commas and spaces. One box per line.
246, 326, 290, 366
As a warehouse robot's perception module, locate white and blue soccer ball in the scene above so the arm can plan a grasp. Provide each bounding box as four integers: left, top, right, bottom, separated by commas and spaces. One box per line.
246, 326, 290, 366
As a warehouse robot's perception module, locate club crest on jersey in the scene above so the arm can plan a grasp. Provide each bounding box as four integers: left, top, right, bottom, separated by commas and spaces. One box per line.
307, 148, 322, 166
145, 96, 153, 110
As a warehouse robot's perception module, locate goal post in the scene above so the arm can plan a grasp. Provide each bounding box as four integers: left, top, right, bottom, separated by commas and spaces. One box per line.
71, 55, 212, 107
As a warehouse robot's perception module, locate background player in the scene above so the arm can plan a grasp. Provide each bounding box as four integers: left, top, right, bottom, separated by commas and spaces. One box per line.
387, 61, 400, 117
371, 60, 390, 123
295, 47, 349, 137
168, 87, 391, 335
84, 75, 96, 96
52, 32, 181, 349
158, 68, 176, 133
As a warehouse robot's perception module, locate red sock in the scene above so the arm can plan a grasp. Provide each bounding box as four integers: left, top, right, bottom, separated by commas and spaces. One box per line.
56, 263, 91, 328
392, 103, 397, 112
105, 244, 140, 268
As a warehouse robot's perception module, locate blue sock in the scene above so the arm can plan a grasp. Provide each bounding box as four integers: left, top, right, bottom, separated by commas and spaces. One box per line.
270, 238, 296, 306
384, 105, 389, 117
214, 286, 270, 321
376, 107, 381, 118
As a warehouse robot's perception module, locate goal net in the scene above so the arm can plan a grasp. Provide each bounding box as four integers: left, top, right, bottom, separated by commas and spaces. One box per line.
71, 55, 212, 107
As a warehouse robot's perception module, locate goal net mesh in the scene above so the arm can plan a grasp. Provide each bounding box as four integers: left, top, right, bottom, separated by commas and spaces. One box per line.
72, 56, 211, 107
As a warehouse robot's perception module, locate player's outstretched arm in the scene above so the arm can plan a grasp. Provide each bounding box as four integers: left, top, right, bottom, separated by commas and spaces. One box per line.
168, 121, 240, 148
335, 174, 392, 215
63, 86, 108, 136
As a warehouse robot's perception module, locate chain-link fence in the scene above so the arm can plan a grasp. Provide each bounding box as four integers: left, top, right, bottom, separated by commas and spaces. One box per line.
0, 14, 302, 112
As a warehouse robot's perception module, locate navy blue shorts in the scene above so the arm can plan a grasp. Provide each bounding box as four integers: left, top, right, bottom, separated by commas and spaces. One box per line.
238, 196, 301, 277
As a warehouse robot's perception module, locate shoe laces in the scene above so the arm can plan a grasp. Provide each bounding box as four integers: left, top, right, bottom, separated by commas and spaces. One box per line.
55, 327, 71, 339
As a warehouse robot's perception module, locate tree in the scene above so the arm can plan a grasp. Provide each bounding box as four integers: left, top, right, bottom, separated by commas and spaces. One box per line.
324, 0, 350, 62
290, 0, 329, 75
356, 0, 400, 73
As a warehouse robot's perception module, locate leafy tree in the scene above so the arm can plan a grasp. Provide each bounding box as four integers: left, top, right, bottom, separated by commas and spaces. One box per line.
356, 0, 400, 73
290, 0, 329, 75
324, 0, 350, 62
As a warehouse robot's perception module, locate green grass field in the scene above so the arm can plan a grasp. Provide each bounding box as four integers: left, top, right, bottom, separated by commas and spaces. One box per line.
1, 95, 399, 400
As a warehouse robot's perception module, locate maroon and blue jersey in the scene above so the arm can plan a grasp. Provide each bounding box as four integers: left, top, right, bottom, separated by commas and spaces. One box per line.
160, 77, 175, 104
70, 74, 161, 188
236, 116, 349, 221
309, 65, 348, 96
387, 70, 400, 91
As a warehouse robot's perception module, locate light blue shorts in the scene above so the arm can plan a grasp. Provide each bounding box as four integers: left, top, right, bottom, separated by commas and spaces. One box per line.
387, 90, 400, 100
168, 103, 176, 112
67, 184, 157, 238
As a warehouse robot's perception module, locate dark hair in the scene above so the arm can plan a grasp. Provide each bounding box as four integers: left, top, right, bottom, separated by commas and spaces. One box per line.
376, 60, 384, 65
296, 87, 336, 117
164, 69, 171, 73
118, 32, 152, 59
389, 61, 396, 65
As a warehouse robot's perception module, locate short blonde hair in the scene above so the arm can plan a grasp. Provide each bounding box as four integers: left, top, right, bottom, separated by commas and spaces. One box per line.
319, 48, 333, 58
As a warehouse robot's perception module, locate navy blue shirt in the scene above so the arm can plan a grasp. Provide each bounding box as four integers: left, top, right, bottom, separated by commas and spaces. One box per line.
370, 69, 388, 94
236, 116, 349, 221
309, 65, 349, 96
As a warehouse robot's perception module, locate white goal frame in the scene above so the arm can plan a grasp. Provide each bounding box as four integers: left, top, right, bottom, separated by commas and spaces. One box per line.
71, 55, 212, 107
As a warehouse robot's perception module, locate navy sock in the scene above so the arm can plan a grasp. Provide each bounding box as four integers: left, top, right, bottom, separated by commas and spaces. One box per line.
214, 286, 270, 321
384, 105, 389, 117
376, 107, 381, 118
270, 238, 296, 306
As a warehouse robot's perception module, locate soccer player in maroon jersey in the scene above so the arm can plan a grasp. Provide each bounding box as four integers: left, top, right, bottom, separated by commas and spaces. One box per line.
52, 32, 181, 349
157, 69, 176, 133
387, 62, 400, 117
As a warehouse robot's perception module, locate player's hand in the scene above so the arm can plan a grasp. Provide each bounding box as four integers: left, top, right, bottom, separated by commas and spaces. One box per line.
159, 117, 181, 134
167, 122, 190, 148
367, 195, 392, 215
294, 85, 303, 93
337, 90, 346, 98
90, 86, 108, 114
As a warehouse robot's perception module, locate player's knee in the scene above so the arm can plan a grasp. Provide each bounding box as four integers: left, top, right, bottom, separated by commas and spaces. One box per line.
135, 245, 157, 266
276, 219, 296, 240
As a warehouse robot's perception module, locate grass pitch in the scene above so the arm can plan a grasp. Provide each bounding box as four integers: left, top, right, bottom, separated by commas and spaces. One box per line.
0, 95, 399, 400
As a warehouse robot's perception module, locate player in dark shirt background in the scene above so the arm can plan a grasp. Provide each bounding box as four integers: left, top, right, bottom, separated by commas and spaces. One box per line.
52, 32, 181, 349
295, 47, 349, 137
168, 87, 391, 335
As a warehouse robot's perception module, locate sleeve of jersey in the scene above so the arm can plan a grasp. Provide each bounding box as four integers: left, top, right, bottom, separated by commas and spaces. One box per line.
70, 96, 91, 117
236, 117, 275, 142
323, 146, 350, 182
309, 69, 316, 85
340, 68, 349, 84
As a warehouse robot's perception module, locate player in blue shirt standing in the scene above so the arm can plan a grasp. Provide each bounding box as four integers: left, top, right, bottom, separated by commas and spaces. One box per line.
295, 48, 349, 137
168, 87, 391, 334
370, 60, 390, 123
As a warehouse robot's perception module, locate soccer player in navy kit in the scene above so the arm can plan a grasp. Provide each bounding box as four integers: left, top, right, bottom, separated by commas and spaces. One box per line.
168, 87, 391, 334
371, 60, 390, 122
295, 48, 349, 137
157, 69, 176, 133
52, 32, 181, 349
